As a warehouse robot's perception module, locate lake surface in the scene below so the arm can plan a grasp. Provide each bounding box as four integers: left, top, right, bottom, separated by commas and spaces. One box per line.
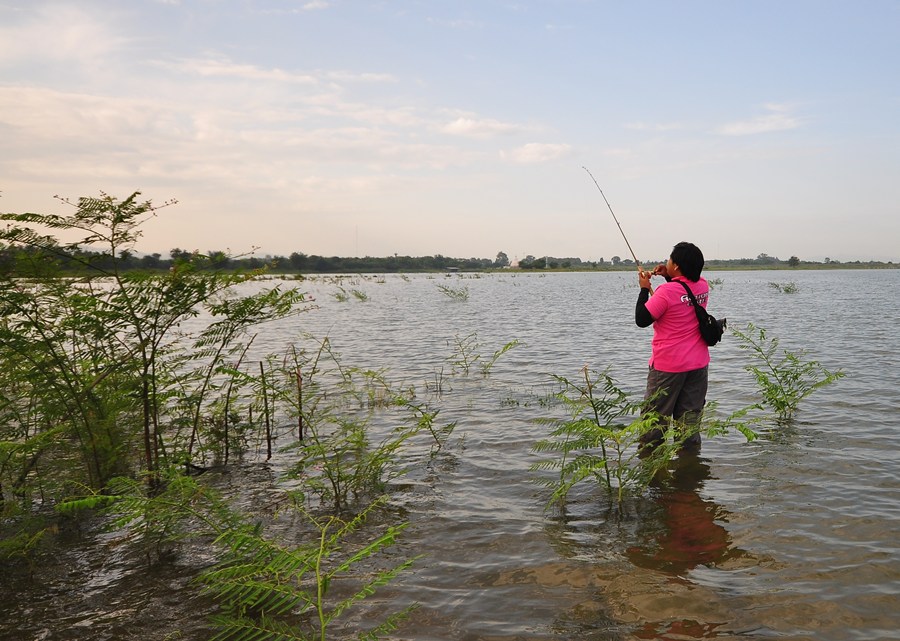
4, 269, 899, 640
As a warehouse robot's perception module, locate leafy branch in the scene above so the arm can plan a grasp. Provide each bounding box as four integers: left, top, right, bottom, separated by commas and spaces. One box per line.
733, 323, 845, 421
55, 476, 417, 641
531, 367, 674, 506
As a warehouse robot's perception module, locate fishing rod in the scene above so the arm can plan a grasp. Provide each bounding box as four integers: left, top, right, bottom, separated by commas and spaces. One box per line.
582, 166, 653, 291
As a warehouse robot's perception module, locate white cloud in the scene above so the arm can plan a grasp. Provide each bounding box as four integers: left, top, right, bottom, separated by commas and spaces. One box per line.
0, 81, 481, 199
716, 104, 802, 136
0, 4, 125, 67
159, 57, 320, 85
441, 116, 526, 137
155, 57, 397, 91
502, 143, 571, 164
326, 70, 397, 84
0, 86, 179, 143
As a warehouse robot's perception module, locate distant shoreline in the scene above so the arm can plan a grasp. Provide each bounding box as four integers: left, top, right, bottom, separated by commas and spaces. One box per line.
279, 262, 899, 276
5, 244, 895, 276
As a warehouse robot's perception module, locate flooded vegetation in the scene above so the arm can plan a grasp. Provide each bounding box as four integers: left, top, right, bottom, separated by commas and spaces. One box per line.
2, 196, 899, 640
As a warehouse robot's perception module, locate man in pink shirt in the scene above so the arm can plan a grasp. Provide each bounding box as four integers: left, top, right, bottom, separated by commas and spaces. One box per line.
635, 242, 710, 453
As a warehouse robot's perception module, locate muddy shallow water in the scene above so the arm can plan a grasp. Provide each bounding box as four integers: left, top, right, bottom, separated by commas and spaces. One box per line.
3, 269, 899, 641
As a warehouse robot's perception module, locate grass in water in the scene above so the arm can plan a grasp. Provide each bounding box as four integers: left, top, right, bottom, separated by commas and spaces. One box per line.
436, 284, 469, 301
768, 281, 800, 294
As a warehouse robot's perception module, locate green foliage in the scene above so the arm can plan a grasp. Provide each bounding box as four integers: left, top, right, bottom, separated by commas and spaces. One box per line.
0, 191, 309, 503
201, 497, 417, 641
693, 401, 760, 443
531, 368, 758, 507
0, 517, 54, 571
54, 471, 242, 565
445, 332, 521, 377
436, 283, 469, 301
393, 398, 457, 452
733, 323, 845, 420
292, 414, 398, 511
531, 368, 675, 506
480, 339, 522, 376
768, 281, 800, 293
1, 193, 424, 640
0, 425, 70, 511
55, 473, 415, 641
276, 339, 452, 512
446, 332, 479, 374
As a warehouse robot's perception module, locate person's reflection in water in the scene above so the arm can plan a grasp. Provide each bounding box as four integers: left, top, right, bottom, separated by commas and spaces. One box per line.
627, 455, 740, 575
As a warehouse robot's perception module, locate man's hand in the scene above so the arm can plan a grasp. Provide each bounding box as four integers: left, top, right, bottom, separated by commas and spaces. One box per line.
638, 269, 652, 290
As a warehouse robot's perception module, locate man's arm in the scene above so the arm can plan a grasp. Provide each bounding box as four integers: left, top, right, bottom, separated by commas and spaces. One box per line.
635, 288, 654, 327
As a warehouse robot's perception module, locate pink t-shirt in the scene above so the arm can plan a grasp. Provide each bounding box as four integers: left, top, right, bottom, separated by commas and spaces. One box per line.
643, 276, 711, 373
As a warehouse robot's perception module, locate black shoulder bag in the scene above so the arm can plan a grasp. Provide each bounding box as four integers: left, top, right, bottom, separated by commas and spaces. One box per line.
676, 281, 726, 346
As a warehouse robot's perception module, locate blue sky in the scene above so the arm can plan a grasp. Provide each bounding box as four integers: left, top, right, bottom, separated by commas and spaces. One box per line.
2, 1, 898, 263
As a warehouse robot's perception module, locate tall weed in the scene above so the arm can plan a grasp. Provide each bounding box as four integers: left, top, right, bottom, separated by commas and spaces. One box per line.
733, 323, 845, 420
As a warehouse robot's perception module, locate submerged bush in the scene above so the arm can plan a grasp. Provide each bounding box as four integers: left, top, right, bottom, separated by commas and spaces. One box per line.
733, 323, 845, 421
531, 368, 673, 506
55, 474, 416, 641
0, 192, 308, 501
531, 367, 757, 507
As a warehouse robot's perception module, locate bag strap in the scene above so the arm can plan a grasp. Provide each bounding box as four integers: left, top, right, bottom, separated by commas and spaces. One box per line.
675, 280, 709, 321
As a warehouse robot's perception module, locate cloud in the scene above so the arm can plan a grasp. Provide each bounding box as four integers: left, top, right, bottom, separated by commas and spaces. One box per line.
716, 104, 802, 136
0, 86, 178, 143
0, 4, 126, 67
441, 116, 526, 137
160, 57, 320, 84
326, 70, 397, 84
156, 57, 397, 90
502, 143, 572, 164
0, 81, 479, 197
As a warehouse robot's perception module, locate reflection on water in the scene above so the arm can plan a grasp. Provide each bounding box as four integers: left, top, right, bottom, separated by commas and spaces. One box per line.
628, 456, 742, 576
537, 453, 760, 640
632, 619, 729, 641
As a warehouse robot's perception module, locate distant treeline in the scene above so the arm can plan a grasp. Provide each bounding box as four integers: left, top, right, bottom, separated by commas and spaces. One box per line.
1, 246, 895, 276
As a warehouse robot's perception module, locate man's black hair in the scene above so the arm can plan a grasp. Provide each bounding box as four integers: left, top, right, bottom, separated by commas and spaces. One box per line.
671, 241, 704, 281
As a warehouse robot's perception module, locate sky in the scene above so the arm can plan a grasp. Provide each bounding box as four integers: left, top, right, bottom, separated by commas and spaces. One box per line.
1, 1, 899, 264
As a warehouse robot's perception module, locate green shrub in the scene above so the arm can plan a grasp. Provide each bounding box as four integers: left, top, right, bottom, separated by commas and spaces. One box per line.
733, 323, 845, 420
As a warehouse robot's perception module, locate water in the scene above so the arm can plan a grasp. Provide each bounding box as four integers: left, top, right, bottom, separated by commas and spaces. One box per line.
3, 269, 900, 640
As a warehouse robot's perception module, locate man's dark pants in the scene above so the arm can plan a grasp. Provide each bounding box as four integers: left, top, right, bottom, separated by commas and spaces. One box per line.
641, 365, 708, 450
